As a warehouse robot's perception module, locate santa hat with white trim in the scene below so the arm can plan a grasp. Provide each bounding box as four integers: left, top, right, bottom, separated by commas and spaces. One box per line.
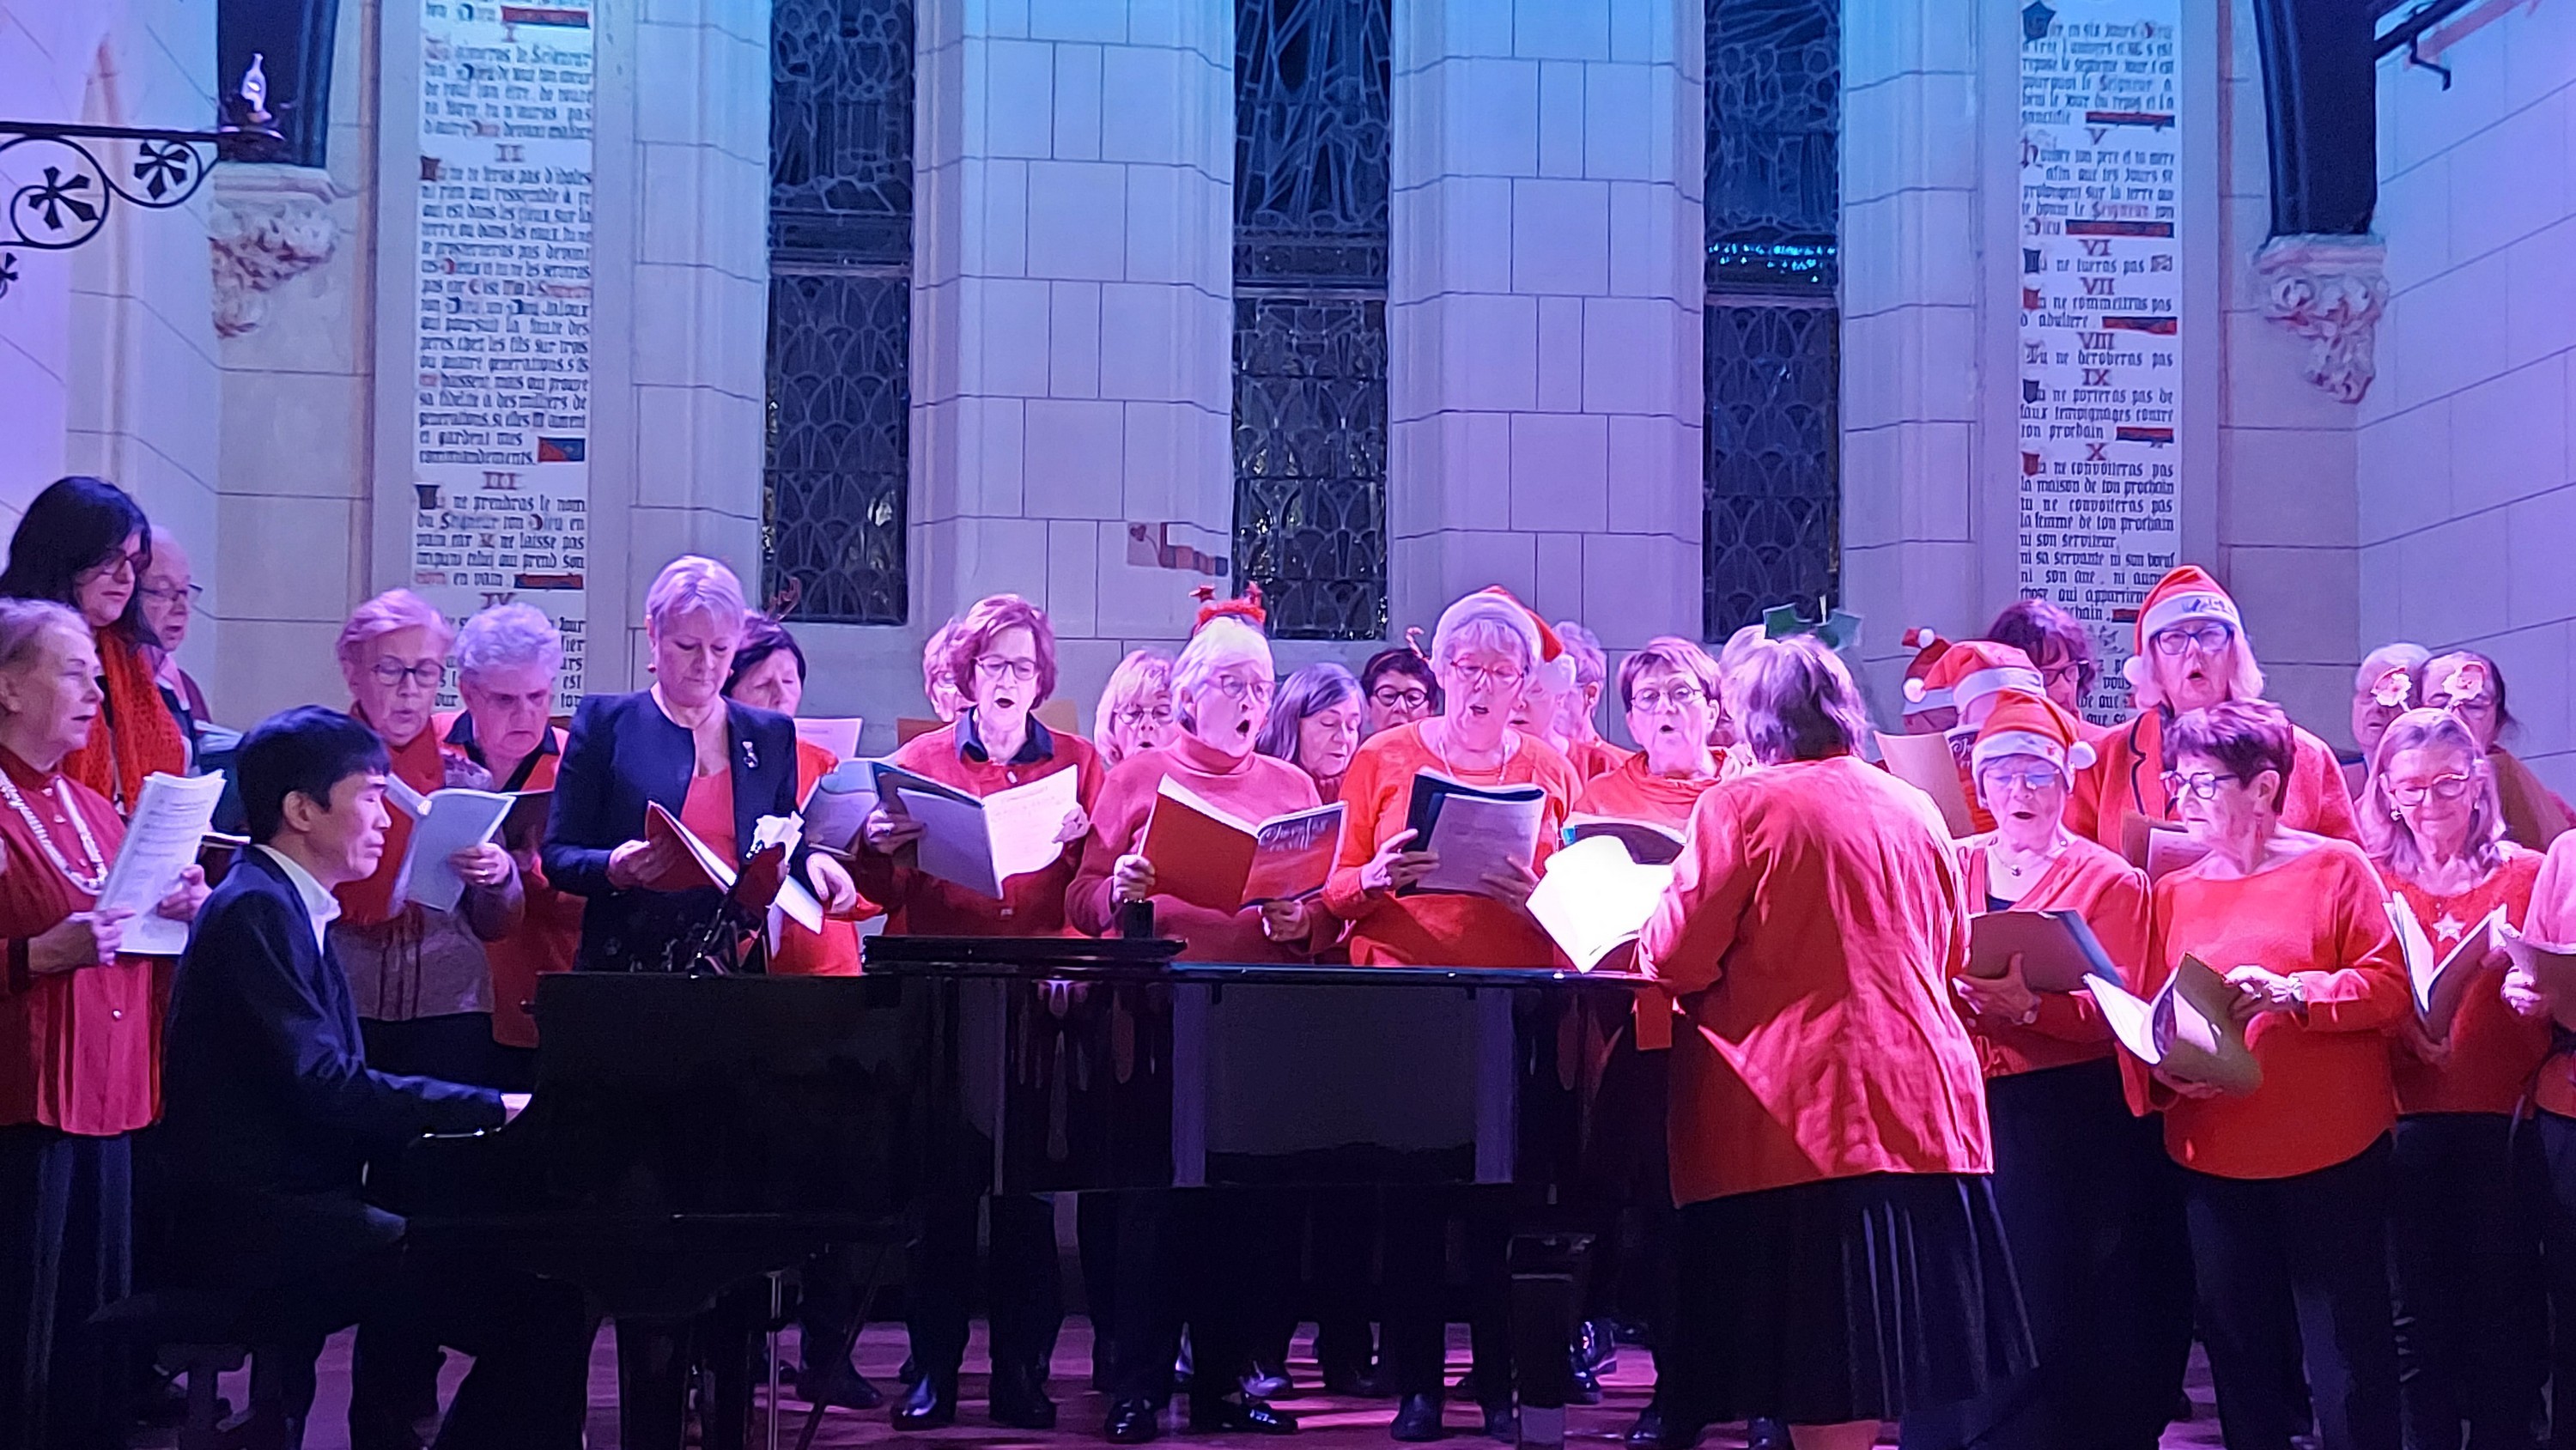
1971, 689, 2099, 781
2121, 565, 2251, 696
1899, 628, 1954, 711
1908, 639, 2044, 730
1435, 586, 1573, 689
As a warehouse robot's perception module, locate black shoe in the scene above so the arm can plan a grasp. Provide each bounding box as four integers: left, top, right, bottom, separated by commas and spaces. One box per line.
1192, 1397, 1299, 1435
1241, 1359, 1291, 1400
1746, 1417, 1791, 1450
892, 1374, 957, 1429
990, 1362, 1059, 1430
1107, 1398, 1163, 1444
1391, 1392, 1447, 1441
1577, 1319, 1619, 1376
898, 1355, 920, 1385
1479, 1403, 1516, 1441
1628, 1405, 1705, 1450
1322, 1362, 1392, 1398
1567, 1356, 1601, 1405
794, 1361, 884, 1410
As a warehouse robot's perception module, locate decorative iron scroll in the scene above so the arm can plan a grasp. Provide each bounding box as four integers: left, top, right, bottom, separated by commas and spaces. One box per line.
2, 124, 219, 254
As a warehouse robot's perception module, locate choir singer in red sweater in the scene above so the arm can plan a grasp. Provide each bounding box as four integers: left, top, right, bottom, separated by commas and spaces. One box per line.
1637, 634, 2026, 1450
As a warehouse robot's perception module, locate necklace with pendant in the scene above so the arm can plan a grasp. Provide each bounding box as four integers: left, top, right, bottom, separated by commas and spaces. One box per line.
0, 771, 108, 895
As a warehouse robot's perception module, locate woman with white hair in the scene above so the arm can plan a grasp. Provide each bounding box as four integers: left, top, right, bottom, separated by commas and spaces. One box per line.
1096, 648, 1178, 768
1069, 605, 1315, 1441
443, 602, 580, 1087
2342, 642, 2427, 800
2361, 708, 2549, 1447
1323, 586, 1583, 1441
2069, 565, 2360, 852
1638, 636, 2026, 1450
543, 557, 858, 974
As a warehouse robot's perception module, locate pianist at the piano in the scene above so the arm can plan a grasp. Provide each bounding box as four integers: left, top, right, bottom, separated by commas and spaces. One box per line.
158, 706, 592, 1448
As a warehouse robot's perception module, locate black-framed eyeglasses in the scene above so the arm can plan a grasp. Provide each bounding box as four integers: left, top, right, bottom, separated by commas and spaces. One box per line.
2160, 769, 2242, 802
2150, 622, 2235, 658
369, 658, 447, 690
1371, 687, 1431, 711
2038, 662, 2086, 689
138, 582, 203, 609
71, 549, 143, 585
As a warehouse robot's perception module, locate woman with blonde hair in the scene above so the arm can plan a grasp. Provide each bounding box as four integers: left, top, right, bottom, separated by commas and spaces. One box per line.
2362, 707, 2548, 1448
1096, 649, 1178, 768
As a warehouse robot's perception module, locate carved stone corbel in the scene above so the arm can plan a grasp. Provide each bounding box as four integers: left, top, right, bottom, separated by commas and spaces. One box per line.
209, 162, 348, 338
2253, 233, 2390, 404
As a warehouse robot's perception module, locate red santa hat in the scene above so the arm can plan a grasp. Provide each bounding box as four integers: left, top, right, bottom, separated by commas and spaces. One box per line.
2122, 565, 2245, 693
1971, 689, 2099, 781
1910, 640, 2044, 729
1190, 582, 1267, 634
1439, 585, 1571, 689
1899, 628, 1954, 710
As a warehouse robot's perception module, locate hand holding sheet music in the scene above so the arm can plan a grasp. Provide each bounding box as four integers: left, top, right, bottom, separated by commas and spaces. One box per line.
384, 777, 518, 914
1401, 772, 1547, 901
93, 772, 228, 956
2093, 955, 2262, 1095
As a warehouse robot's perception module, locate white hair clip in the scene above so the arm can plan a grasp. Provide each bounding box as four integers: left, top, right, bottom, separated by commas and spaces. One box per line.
2369, 668, 2410, 709
2439, 662, 2488, 705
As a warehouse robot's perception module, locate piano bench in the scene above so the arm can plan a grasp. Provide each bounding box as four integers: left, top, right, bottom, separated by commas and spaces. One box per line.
90, 1292, 288, 1450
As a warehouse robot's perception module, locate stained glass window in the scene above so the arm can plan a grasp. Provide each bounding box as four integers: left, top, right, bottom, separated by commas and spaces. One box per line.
764, 0, 912, 623
1232, 0, 1390, 640
1705, 0, 1840, 640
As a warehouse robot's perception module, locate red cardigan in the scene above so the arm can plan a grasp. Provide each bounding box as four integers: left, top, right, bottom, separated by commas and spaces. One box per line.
2142, 840, 2406, 1180
853, 715, 1104, 937
1321, 722, 1580, 968
1957, 834, 2148, 1077
1637, 754, 1990, 1204
2071, 708, 2360, 853
1068, 736, 1322, 962
2377, 847, 2545, 1117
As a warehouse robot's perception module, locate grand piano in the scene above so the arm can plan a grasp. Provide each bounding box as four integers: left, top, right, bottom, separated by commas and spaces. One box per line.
404, 939, 1652, 1449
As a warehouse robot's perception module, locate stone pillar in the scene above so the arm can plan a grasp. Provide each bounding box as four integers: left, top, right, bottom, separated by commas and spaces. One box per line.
893, 0, 1236, 723
1386, 0, 1703, 649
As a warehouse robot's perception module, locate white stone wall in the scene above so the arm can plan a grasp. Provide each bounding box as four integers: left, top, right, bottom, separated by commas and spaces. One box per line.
2360, 3, 2576, 793
1385, 0, 1704, 653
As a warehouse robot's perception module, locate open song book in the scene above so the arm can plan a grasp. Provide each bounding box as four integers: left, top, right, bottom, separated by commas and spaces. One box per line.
1526, 834, 1676, 972
2388, 896, 2509, 1039
1967, 908, 2122, 994
1137, 777, 1343, 913
639, 801, 823, 932
869, 762, 1079, 901
2093, 954, 2263, 1095
1399, 771, 1546, 900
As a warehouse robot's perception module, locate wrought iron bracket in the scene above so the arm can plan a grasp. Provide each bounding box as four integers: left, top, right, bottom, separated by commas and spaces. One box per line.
0, 120, 265, 300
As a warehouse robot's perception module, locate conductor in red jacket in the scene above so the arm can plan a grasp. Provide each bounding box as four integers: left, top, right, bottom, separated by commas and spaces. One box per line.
1637, 635, 2028, 1450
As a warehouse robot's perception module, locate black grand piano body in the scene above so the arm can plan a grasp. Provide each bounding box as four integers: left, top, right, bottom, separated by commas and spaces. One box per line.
402, 944, 1649, 1442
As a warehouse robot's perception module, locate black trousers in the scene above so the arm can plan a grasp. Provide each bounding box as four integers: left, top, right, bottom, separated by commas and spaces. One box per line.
353, 1013, 507, 1450
264, 1240, 591, 1450
0, 1127, 131, 1450
1103, 1189, 1272, 1405
1382, 1186, 1511, 1404
2521, 1110, 2576, 1449
1577, 1028, 1674, 1383
906, 1192, 1060, 1384
1900, 1059, 2178, 1450
1308, 1186, 1382, 1374
2389, 1113, 2546, 1450
2185, 1136, 2401, 1450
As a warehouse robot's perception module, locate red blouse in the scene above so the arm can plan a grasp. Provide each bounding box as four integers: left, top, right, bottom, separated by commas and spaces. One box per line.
0, 749, 163, 1137
2378, 847, 2545, 1117
1564, 736, 1635, 784
1321, 721, 1580, 968
679, 767, 738, 867
2525, 835, 2576, 1119
1956, 834, 2148, 1077
1068, 735, 1323, 962
2142, 840, 2407, 1180
1637, 754, 1989, 1204
2071, 709, 2361, 854
853, 715, 1104, 937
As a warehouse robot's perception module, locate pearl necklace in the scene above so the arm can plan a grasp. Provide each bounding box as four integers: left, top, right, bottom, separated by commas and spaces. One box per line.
0, 770, 108, 895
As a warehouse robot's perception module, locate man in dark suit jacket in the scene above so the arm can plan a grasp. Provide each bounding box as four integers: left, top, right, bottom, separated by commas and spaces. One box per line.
161, 707, 588, 1449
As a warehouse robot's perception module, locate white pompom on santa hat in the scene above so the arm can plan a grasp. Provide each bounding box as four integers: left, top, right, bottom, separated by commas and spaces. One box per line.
1899, 628, 1954, 709
1971, 690, 2099, 781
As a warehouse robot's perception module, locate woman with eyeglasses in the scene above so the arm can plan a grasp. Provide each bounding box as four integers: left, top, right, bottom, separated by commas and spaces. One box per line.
1097, 649, 1179, 768
2136, 700, 2407, 1450
2069, 567, 2360, 855
1982, 598, 2104, 728
1911, 692, 2175, 1450
135, 525, 212, 755
1324, 588, 1583, 1441
855, 592, 1098, 1433
0, 477, 188, 816
1358, 647, 1440, 738
2357, 708, 2550, 1448
2420, 649, 2575, 851
1070, 605, 1317, 1442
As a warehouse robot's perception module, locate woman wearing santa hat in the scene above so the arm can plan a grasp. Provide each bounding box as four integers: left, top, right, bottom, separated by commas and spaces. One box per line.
1322, 585, 1583, 1441
2360, 707, 2549, 1449
2136, 699, 2406, 1450
2069, 565, 2361, 853
2419, 649, 2576, 851
1907, 691, 2177, 1450
1905, 640, 2048, 836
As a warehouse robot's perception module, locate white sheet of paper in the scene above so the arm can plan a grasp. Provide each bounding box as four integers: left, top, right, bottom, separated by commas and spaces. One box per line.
94, 771, 228, 956
1418, 792, 1546, 897
982, 767, 1082, 882
793, 717, 864, 761
392, 786, 516, 914
753, 813, 824, 934
2091, 974, 2163, 1066
1527, 835, 1675, 971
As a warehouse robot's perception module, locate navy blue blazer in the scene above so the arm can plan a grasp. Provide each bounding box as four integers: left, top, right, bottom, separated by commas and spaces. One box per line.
160, 848, 503, 1286
540, 689, 806, 972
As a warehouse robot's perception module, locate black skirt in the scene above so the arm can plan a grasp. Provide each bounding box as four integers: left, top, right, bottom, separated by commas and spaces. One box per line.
1671, 1171, 2033, 1426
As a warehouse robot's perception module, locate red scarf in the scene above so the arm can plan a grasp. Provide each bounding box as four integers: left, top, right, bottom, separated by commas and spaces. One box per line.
61, 627, 187, 816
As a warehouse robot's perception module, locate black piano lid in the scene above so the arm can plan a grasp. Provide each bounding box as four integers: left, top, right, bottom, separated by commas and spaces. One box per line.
860, 935, 1653, 991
